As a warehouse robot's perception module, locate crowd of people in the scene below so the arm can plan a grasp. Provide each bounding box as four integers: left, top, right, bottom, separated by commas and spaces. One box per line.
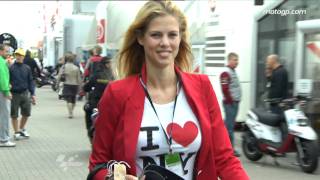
0, 45, 36, 147
0, 44, 115, 148
55, 45, 115, 142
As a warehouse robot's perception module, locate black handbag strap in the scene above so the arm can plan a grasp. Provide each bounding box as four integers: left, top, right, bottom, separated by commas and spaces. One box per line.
87, 163, 109, 180
61, 64, 66, 73
142, 164, 184, 180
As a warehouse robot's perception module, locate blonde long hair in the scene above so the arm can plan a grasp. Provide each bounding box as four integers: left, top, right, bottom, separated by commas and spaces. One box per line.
116, 0, 193, 79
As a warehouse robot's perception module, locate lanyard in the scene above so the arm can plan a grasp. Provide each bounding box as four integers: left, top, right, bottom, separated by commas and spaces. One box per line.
139, 75, 180, 153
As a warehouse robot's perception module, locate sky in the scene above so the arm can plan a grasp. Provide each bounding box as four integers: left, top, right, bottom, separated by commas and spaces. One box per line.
0, 1, 44, 48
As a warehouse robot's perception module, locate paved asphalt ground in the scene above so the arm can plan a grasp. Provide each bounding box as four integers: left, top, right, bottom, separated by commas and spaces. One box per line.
0, 86, 319, 179
0, 86, 91, 179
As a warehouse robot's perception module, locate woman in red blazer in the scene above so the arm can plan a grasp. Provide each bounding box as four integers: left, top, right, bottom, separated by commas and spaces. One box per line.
89, 1, 249, 180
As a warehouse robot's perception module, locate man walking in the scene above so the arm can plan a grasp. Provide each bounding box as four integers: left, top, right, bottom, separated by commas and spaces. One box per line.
10, 48, 36, 140
220, 52, 241, 157
0, 44, 15, 147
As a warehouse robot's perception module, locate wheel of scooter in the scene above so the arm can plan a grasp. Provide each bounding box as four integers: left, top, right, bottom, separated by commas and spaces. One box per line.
35, 80, 42, 88
50, 79, 57, 91
51, 83, 57, 91
36, 83, 43, 88
242, 130, 263, 161
297, 139, 318, 173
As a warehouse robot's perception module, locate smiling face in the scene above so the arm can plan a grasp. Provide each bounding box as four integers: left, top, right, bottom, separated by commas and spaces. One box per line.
138, 15, 181, 69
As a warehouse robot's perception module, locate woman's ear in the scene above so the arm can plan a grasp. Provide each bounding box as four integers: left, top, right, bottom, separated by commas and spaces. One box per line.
137, 36, 144, 46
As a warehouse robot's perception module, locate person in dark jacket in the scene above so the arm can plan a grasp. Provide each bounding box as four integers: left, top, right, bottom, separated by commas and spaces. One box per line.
83, 56, 114, 143
23, 50, 41, 80
10, 48, 36, 140
266, 54, 288, 114
266, 54, 289, 140
83, 45, 103, 81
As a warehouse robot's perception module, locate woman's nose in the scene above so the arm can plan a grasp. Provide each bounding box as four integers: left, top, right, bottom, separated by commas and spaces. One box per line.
160, 36, 170, 46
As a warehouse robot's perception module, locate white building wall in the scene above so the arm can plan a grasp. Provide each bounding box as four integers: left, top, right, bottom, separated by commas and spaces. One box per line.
98, 1, 145, 50
42, 1, 73, 66
205, 0, 282, 122
204, 1, 257, 122
63, 15, 97, 52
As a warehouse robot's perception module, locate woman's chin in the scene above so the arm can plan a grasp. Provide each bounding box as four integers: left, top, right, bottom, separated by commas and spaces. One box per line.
157, 60, 174, 68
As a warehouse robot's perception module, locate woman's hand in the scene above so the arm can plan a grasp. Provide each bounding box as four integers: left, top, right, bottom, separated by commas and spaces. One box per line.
125, 175, 145, 180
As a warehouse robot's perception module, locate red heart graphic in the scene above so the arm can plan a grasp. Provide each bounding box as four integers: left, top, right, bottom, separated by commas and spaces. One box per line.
166, 121, 198, 147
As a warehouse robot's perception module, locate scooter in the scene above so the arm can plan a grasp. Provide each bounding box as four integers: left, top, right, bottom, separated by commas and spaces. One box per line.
242, 96, 319, 173
35, 66, 57, 91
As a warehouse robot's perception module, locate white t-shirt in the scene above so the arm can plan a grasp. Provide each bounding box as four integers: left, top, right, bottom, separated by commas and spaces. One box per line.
135, 88, 202, 180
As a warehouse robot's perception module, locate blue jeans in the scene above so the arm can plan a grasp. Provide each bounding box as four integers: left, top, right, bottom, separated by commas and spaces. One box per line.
0, 93, 11, 142
223, 102, 239, 146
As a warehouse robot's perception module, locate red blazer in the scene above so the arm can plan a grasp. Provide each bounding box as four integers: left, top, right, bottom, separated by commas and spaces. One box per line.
89, 66, 249, 180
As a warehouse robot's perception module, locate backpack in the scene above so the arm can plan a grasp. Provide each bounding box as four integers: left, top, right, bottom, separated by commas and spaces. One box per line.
91, 61, 114, 82
89, 61, 101, 80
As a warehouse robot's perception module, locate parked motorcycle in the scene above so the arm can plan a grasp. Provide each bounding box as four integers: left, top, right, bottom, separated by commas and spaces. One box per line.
35, 66, 57, 91
242, 96, 319, 173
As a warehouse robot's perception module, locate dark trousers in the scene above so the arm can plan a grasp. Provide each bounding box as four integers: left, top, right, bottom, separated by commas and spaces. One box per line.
270, 103, 282, 115
84, 95, 99, 139
270, 104, 288, 139
84, 103, 94, 139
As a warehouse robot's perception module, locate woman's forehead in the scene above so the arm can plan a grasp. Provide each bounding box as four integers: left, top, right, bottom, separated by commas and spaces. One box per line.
146, 15, 179, 31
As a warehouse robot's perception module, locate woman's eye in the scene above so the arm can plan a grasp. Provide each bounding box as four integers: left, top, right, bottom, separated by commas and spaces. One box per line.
169, 33, 178, 39
151, 33, 161, 38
